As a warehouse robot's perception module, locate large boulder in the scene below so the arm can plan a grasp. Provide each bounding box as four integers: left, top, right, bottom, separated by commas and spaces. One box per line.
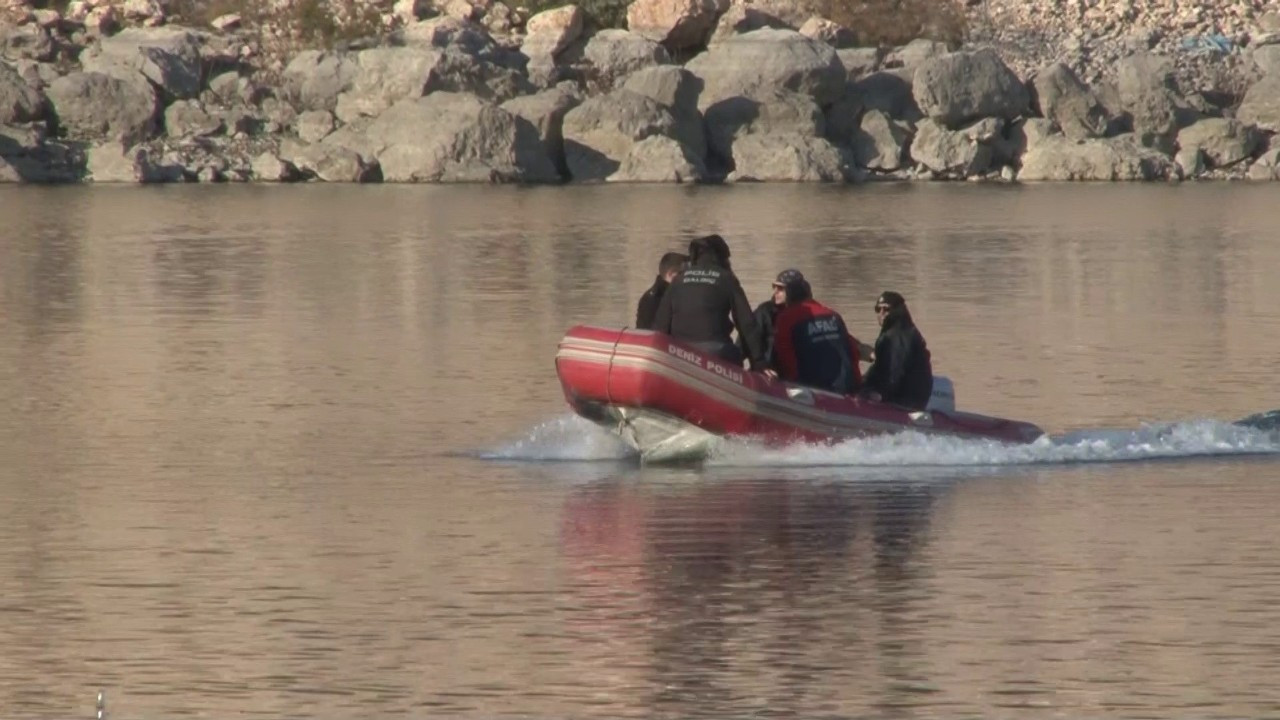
707, 4, 789, 45
685, 28, 845, 110
80, 28, 204, 99
1, 61, 45, 124
331, 47, 443, 121
1, 24, 55, 62
727, 133, 851, 181
400, 17, 500, 58
47, 71, 158, 143
422, 47, 535, 101
910, 118, 995, 176
86, 141, 184, 182
350, 92, 559, 183
621, 65, 706, 161
912, 49, 1029, 128
560, 30, 671, 92
608, 135, 707, 182
522, 5, 584, 60
281, 51, 358, 112
1115, 52, 1192, 149
626, 0, 721, 51
1238, 74, 1280, 132
1030, 62, 1112, 140
561, 90, 679, 180
163, 99, 223, 138
501, 85, 582, 177
0, 123, 45, 156
1176, 118, 1261, 168
280, 139, 381, 182
850, 69, 921, 121
704, 89, 823, 163
798, 17, 856, 49
853, 108, 910, 170
1018, 134, 1177, 181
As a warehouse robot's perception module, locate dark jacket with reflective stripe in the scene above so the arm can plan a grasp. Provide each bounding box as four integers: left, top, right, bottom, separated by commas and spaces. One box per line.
773, 298, 863, 394
652, 260, 763, 366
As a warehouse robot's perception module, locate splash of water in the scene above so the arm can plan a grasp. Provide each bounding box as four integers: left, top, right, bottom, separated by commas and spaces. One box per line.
480, 414, 1280, 467
477, 415, 633, 462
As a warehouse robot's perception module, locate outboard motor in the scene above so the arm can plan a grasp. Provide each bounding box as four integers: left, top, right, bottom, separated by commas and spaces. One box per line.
926, 376, 956, 413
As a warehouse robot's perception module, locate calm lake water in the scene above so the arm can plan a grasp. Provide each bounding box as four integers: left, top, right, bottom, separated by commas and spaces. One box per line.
2, 183, 1279, 718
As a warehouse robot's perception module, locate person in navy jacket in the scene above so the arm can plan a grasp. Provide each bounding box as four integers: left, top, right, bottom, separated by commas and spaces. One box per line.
770, 278, 864, 395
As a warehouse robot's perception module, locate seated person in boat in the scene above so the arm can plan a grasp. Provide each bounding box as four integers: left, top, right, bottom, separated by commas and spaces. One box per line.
651, 234, 764, 368
766, 277, 865, 395
859, 291, 934, 409
737, 268, 801, 371
635, 251, 687, 330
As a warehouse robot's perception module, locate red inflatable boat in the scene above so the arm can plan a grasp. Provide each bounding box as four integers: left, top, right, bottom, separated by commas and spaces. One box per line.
555, 325, 1045, 461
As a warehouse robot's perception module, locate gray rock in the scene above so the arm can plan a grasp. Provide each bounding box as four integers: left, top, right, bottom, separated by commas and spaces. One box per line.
1252, 44, 1280, 77
0, 154, 64, 183
1238, 75, 1280, 132
685, 28, 845, 110
400, 17, 500, 58
851, 69, 921, 121
910, 118, 992, 176
853, 109, 909, 170
562, 89, 678, 181
281, 51, 358, 112
622, 65, 706, 160
1018, 133, 1176, 181
836, 47, 882, 81
164, 99, 223, 138
422, 47, 535, 102
196, 165, 223, 183
608, 135, 706, 182
627, 0, 720, 50
1174, 147, 1203, 178
332, 47, 442, 121
81, 28, 205, 99
1, 24, 55, 62
251, 151, 301, 182
1030, 62, 1111, 140
87, 141, 184, 182
0, 123, 45, 156
886, 39, 949, 72
351, 92, 559, 183
913, 49, 1029, 128
797, 17, 856, 49
47, 71, 158, 143
823, 92, 864, 148
707, 4, 790, 45
501, 85, 582, 177
0, 61, 45, 124
1246, 161, 1278, 180
1175, 118, 1260, 168
280, 139, 380, 182
704, 89, 823, 163
297, 109, 335, 143
726, 133, 851, 181
997, 117, 1056, 166
1115, 52, 1190, 149
561, 29, 671, 93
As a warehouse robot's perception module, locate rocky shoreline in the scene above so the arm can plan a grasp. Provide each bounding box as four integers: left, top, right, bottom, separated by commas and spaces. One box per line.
2, 0, 1279, 184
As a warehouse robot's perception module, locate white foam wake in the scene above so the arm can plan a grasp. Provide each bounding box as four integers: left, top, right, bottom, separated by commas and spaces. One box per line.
479, 415, 1280, 467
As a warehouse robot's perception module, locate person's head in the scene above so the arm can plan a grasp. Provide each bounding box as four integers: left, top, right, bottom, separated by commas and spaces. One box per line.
688, 233, 732, 269
771, 269, 806, 306
784, 278, 812, 305
874, 290, 911, 327
658, 252, 687, 283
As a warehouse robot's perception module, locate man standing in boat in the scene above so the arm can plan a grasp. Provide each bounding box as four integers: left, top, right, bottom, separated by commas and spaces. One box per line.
860, 291, 934, 409
635, 252, 688, 330
768, 277, 865, 395
651, 234, 764, 368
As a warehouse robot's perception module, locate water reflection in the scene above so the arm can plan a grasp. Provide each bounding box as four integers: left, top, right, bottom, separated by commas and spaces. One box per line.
559, 470, 992, 717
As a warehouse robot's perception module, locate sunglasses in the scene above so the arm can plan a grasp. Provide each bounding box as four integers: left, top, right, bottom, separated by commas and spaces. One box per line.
875, 304, 891, 313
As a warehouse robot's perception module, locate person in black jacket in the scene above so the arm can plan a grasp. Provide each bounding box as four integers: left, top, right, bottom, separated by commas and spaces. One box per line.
860, 291, 933, 409
635, 252, 688, 330
652, 234, 764, 367
738, 268, 802, 371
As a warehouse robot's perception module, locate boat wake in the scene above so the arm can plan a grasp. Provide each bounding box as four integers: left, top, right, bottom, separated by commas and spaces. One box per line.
478, 414, 1280, 468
